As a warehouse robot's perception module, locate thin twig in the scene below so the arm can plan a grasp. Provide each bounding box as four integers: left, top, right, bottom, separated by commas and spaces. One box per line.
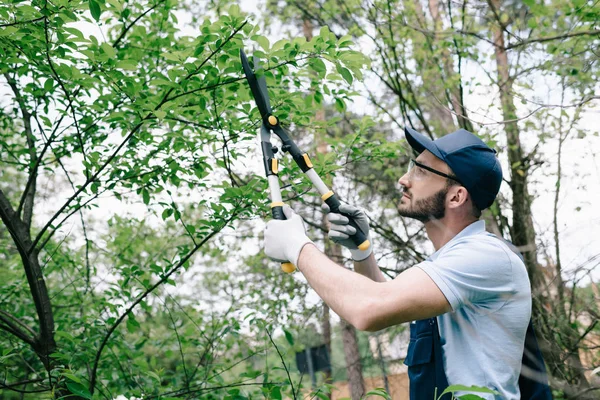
265, 328, 296, 400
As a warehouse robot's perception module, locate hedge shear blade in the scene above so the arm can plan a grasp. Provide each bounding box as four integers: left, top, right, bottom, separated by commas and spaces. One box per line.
240, 49, 272, 117
240, 49, 370, 274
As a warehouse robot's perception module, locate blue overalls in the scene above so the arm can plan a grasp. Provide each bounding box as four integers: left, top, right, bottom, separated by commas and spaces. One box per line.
404, 317, 451, 400
404, 316, 552, 399
403, 236, 553, 399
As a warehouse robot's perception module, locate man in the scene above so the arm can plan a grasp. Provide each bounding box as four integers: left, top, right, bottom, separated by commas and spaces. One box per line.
264, 128, 545, 399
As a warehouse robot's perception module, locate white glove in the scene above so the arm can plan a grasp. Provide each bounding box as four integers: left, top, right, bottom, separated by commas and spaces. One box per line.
264, 205, 313, 266
322, 203, 372, 261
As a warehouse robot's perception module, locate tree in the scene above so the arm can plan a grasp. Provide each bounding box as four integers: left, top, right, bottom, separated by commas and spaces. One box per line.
0, 0, 368, 397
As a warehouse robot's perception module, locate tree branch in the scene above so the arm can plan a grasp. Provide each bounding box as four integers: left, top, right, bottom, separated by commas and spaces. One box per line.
31, 116, 150, 251
0, 16, 45, 27
88, 210, 240, 394
0, 378, 50, 394
505, 30, 600, 50
0, 310, 36, 346
3, 73, 37, 230
266, 328, 297, 400
31, 21, 250, 252
43, 4, 88, 178
112, 1, 164, 49
0, 189, 56, 369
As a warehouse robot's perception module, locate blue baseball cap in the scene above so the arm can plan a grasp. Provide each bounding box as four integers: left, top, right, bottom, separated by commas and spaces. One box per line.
404, 127, 502, 210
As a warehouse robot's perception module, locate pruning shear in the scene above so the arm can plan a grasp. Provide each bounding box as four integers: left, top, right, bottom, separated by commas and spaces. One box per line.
240, 49, 370, 273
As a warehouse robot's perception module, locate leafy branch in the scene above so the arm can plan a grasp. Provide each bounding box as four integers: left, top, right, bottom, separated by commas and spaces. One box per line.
88, 209, 240, 394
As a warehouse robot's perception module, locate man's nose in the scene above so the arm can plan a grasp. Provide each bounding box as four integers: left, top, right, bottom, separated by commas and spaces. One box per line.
398, 172, 410, 188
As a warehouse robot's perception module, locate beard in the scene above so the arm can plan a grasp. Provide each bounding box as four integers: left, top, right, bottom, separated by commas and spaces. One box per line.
398, 186, 448, 222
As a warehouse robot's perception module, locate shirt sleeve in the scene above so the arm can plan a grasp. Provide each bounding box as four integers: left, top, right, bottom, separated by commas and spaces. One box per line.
416, 238, 516, 311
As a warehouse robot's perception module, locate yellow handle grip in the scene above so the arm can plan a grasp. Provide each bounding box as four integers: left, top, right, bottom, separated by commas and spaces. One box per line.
281, 262, 296, 273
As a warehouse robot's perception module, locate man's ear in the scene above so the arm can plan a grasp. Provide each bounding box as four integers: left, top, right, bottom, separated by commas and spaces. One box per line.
447, 186, 469, 209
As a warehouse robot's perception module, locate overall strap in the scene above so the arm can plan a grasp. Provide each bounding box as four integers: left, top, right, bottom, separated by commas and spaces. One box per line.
405, 318, 450, 400
519, 319, 553, 399
431, 317, 450, 397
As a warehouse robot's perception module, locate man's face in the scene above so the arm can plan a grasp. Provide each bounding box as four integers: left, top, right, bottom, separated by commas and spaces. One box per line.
397, 150, 453, 222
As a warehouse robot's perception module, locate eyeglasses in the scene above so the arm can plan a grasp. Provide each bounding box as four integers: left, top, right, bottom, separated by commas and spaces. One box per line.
406, 159, 463, 185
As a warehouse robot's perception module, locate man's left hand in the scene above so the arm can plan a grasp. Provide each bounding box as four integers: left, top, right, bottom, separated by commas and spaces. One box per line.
264, 205, 313, 266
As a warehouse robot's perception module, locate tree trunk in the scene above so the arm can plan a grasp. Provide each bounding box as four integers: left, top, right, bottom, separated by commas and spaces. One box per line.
321, 303, 333, 397
489, 1, 592, 395
341, 319, 366, 400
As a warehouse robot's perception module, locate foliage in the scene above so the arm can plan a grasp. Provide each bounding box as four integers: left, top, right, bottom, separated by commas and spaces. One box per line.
0, 0, 370, 397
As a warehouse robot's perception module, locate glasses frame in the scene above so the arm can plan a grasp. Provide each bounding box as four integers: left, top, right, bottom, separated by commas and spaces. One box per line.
408, 159, 463, 185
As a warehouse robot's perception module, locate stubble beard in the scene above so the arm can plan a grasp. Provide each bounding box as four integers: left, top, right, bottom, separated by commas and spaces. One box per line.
398, 187, 448, 222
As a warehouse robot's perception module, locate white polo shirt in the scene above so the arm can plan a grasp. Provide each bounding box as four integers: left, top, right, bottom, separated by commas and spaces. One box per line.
417, 220, 531, 399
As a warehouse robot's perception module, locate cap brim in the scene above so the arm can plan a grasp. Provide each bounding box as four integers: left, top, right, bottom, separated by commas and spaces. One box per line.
404, 127, 445, 161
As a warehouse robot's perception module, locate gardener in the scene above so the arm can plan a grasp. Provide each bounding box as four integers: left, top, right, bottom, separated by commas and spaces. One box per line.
263, 128, 550, 399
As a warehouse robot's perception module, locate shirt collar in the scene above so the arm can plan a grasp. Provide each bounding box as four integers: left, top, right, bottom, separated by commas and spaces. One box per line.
428, 220, 486, 260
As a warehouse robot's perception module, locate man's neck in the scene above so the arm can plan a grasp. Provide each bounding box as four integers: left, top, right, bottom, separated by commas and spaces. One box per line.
424, 217, 477, 251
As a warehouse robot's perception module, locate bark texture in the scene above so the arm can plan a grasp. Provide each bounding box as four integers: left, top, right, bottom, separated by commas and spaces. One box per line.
341, 319, 366, 400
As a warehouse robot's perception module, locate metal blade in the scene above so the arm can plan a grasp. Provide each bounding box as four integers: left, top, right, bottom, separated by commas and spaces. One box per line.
240, 49, 272, 117
254, 55, 272, 112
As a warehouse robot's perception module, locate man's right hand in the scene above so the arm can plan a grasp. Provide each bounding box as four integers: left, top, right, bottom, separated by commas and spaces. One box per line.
322, 203, 373, 261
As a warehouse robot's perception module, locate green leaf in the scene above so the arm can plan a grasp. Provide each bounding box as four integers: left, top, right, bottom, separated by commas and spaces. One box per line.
142, 189, 150, 205
55, 331, 75, 342
147, 371, 161, 383
228, 4, 241, 16
334, 98, 345, 112
66, 381, 92, 399
150, 78, 177, 88
254, 35, 270, 51
89, 0, 101, 22
100, 43, 116, 59
270, 386, 282, 400
364, 388, 390, 399
126, 315, 141, 333
0, 27, 17, 37
283, 329, 294, 345
162, 208, 173, 220
527, 18, 538, 29
44, 78, 54, 91
338, 65, 353, 85
271, 39, 287, 52
116, 60, 138, 70
441, 384, 500, 397
63, 372, 82, 384
309, 58, 327, 74
161, 52, 181, 62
